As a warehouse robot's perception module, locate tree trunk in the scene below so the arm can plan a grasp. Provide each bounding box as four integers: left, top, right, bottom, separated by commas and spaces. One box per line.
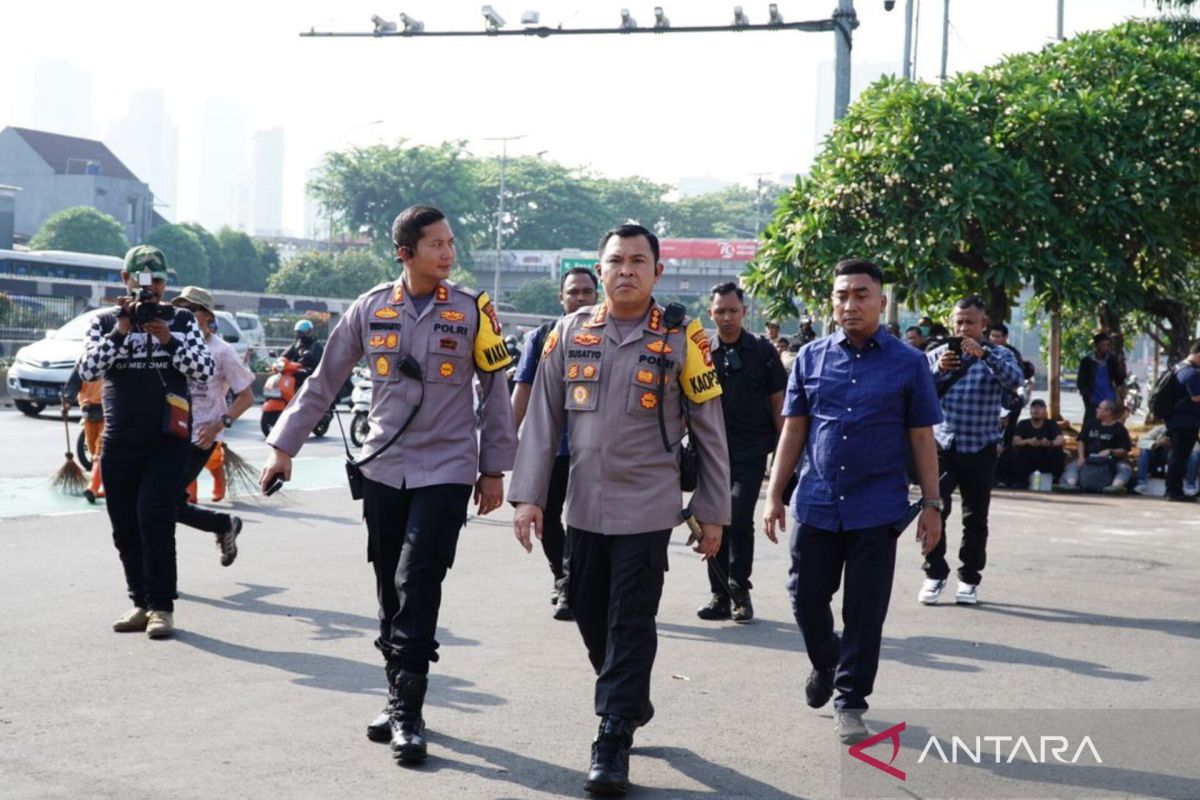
1145, 297, 1192, 362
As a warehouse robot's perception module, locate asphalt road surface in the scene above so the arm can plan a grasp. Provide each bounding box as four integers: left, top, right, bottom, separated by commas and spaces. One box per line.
0, 401, 1197, 799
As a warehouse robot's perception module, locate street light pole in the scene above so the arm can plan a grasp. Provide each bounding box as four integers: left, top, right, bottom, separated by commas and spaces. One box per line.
902, 0, 915, 79
1057, 0, 1065, 41
939, 0, 950, 82
484, 134, 526, 303
833, 0, 857, 121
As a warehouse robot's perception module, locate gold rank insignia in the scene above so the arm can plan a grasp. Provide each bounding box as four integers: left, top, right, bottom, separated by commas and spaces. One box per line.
636, 368, 655, 385
440, 310, 466, 322
439, 361, 455, 378
640, 391, 658, 410
583, 305, 608, 328
435, 285, 450, 303
573, 332, 602, 346
582, 364, 597, 379
572, 385, 591, 405
543, 329, 560, 357
567, 364, 580, 380
390, 284, 405, 304
645, 340, 673, 354
374, 307, 399, 320
369, 334, 385, 348
648, 307, 662, 331
374, 355, 391, 377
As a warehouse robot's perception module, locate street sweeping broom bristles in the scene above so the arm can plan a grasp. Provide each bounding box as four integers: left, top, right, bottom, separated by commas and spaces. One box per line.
52, 409, 87, 495
221, 444, 260, 498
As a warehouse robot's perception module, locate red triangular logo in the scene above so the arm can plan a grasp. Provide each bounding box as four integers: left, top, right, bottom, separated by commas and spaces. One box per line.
848, 721, 906, 781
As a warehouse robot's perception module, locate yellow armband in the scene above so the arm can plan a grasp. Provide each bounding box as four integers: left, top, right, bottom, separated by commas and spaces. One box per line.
680, 318, 722, 403
474, 291, 513, 372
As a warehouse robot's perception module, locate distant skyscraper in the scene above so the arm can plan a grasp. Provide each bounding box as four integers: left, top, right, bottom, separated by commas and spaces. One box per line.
32, 59, 93, 138
252, 127, 285, 236
107, 89, 179, 221
198, 98, 250, 232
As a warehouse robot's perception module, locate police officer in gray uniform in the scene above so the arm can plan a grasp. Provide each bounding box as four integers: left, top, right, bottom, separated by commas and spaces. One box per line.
260, 206, 516, 764
510, 224, 730, 797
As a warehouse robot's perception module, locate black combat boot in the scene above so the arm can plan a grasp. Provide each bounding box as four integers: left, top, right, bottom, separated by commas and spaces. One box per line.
585, 715, 634, 796
367, 662, 402, 743
389, 670, 429, 764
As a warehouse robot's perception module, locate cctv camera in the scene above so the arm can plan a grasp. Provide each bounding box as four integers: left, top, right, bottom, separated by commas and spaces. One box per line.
520, 10, 539, 25
482, 4, 506, 29
620, 8, 637, 29
398, 12, 424, 32
371, 14, 397, 32
884, 0, 896, 9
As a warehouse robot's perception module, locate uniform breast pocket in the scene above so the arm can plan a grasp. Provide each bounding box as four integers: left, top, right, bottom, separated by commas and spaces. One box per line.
627, 367, 665, 416
565, 361, 601, 412
368, 352, 400, 383
425, 335, 469, 386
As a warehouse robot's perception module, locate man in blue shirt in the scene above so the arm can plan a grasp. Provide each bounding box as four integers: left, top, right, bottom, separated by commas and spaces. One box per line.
1076, 333, 1125, 430
511, 266, 599, 618
764, 259, 943, 745
1165, 339, 1200, 502
923, 297, 1023, 607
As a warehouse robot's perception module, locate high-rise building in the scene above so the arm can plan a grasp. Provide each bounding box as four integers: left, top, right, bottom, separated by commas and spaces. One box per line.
107, 89, 179, 221
32, 59, 93, 139
252, 127, 285, 236
198, 98, 249, 232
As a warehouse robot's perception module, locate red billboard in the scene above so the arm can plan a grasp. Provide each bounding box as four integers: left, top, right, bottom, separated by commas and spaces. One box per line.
659, 238, 758, 262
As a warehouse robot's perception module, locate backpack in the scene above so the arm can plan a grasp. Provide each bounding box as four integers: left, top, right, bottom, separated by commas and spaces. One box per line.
1078, 456, 1115, 493
1147, 362, 1186, 422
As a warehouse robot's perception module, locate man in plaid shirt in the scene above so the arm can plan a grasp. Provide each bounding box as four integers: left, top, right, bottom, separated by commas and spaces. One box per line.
920, 296, 1022, 606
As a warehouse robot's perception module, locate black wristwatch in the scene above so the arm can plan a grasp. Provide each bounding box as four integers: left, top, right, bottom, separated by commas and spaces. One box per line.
918, 498, 944, 511
222, 414, 235, 428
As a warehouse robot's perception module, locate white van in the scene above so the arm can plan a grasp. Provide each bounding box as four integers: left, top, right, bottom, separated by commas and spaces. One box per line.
234, 311, 266, 361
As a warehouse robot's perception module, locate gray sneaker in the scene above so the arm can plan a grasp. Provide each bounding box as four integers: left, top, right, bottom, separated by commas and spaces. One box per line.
835, 710, 869, 744
218, 516, 241, 567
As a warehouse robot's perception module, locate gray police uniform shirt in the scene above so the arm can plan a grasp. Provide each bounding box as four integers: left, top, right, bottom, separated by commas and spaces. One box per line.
509, 301, 732, 534
267, 278, 518, 489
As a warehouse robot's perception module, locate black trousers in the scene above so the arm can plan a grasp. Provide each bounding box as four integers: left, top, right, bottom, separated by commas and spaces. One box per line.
363, 478, 472, 674
927, 443, 997, 586
788, 523, 897, 711
1012, 445, 1065, 483
708, 458, 765, 595
540, 455, 572, 592
101, 436, 191, 613
175, 443, 233, 535
568, 527, 670, 720
1166, 427, 1199, 498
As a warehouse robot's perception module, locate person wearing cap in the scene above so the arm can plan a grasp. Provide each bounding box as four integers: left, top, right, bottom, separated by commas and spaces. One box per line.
258, 205, 517, 765
510, 223, 730, 797
170, 286, 255, 566
77, 245, 215, 639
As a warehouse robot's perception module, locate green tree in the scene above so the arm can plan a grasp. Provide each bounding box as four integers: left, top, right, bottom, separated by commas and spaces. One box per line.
180, 222, 226, 288
28, 206, 129, 257
267, 249, 392, 298
746, 18, 1200, 361
217, 227, 268, 292
144, 223, 209, 286
310, 139, 487, 258
662, 184, 788, 239
255, 240, 282, 278
508, 277, 562, 315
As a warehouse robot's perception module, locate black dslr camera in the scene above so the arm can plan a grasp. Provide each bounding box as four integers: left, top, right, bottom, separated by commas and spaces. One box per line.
118, 271, 175, 325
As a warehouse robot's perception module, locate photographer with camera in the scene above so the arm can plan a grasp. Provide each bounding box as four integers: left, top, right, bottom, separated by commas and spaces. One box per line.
78, 246, 215, 639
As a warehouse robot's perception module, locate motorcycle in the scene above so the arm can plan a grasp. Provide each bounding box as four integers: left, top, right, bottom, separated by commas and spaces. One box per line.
1124, 376, 1143, 417
260, 357, 332, 439
349, 367, 372, 448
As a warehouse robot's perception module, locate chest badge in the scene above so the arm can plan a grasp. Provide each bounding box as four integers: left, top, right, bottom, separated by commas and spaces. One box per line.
573, 332, 602, 346
374, 307, 399, 320
645, 340, 673, 355
572, 385, 591, 405
439, 361, 455, 378
636, 369, 655, 385
640, 391, 658, 410
582, 364, 597, 379
374, 355, 391, 377
567, 364, 580, 380
440, 310, 465, 322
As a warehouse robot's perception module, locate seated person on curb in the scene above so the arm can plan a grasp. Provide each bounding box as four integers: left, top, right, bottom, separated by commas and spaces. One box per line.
1058, 400, 1133, 494
1133, 425, 1200, 496
1010, 399, 1066, 486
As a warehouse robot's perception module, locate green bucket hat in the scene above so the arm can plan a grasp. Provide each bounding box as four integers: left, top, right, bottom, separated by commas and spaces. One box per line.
123, 245, 169, 280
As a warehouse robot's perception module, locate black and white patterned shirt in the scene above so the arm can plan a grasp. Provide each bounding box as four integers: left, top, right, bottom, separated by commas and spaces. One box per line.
79, 307, 214, 446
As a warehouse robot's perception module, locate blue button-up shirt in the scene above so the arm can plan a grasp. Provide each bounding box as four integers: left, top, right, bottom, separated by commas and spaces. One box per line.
926, 342, 1023, 453
784, 327, 942, 532
515, 321, 569, 457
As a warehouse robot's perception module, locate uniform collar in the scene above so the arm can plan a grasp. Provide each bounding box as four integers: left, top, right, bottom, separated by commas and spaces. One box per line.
390, 278, 451, 305
834, 326, 890, 352
713, 329, 750, 351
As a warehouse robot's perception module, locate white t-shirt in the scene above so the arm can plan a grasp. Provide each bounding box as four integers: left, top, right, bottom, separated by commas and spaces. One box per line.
189, 333, 255, 444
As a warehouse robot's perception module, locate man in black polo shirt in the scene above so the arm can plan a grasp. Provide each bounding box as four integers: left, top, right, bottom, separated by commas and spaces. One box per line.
698, 282, 787, 622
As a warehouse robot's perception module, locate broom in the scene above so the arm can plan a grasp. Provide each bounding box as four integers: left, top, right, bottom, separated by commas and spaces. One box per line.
221, 443, 260, 498
51, 407, 88, 495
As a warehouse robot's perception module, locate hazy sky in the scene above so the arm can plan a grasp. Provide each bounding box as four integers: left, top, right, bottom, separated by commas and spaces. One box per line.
2, 0, 1189, 236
